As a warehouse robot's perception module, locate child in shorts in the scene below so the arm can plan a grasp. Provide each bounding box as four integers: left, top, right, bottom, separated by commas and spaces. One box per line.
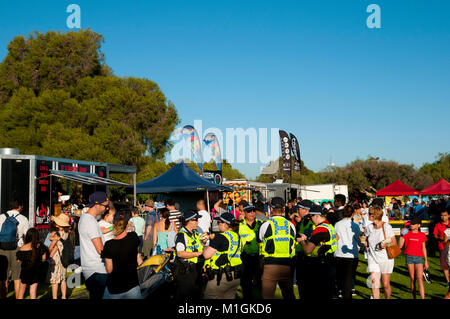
398, 216, 428, 299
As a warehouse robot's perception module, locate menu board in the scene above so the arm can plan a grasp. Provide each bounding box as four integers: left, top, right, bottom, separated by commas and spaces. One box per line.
35, 160, 52, 229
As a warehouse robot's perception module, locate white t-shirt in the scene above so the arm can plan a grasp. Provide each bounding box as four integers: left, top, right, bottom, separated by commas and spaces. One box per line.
0, 210, 30, 248
365, 222, 395, 265
197, 210, 211, 234
334, 218, 361, 258
79, 213, 106, 280
98, 220, 115, 242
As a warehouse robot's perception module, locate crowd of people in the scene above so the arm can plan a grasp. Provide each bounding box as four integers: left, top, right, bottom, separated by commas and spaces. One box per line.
0, 192, 449, 300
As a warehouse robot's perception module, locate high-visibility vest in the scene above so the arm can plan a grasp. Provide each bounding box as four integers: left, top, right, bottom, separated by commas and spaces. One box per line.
295, 219, 314, 254
208, 231, 242, 269
239, 219, 261, 255
307, 222, 337, 257
176, 228, 203, 263
261, 216, 295, 259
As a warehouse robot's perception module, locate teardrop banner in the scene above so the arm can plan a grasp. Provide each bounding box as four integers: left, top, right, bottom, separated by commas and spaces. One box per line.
279, 130, 291, 177
203, 133, 222, 172
182, 125, 204, 174
289, 133, 301, 172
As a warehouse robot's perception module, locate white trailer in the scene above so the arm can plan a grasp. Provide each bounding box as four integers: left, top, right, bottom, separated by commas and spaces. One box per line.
299, 184, 349, 204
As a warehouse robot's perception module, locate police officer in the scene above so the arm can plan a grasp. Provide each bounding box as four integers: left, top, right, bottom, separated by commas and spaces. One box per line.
297, 204, 337, 300
259, 197, 296, 299
293, 199, 314, 299
239, 201, 263, 299
202, 212, 243, 299
174, 210, 205, 300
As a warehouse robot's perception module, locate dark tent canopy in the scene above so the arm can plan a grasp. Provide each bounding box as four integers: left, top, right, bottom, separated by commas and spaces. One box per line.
134, 161, 233, 194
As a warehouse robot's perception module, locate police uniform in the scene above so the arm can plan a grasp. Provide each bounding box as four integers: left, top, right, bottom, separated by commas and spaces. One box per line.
259, 197, 296, 299
203, 213, 244, 299
174, 211, 204, 299
294, 200, 314, 300
239, 205, 263, 299
301, 206, 337, 300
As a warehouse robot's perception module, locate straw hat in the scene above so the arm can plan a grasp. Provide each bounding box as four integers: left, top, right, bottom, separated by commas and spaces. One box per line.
51, 214, 71, 227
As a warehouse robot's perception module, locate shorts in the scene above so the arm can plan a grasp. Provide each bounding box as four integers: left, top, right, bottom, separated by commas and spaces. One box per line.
405, 255, 423, 265
0, 248, 21, 281
440, 250, 449, 271
367, 259, 394, 274
142, 239, 154, 257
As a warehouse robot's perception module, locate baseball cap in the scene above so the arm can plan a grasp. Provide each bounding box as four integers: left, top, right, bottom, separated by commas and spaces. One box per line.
243, 204, 256, 212
297, 199, 313, 210
308, 205, 324, 215
86, 191, 109, 208
214, 212, 235, 224
270, 197, 285, 208
183, 210, 201, 222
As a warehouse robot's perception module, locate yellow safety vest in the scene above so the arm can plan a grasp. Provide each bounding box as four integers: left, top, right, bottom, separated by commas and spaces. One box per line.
307, 222, 337, 257
261, 216, 295, 259
208, 231, 243, 269
239, 220, 258, 254
177, 228, 203, 263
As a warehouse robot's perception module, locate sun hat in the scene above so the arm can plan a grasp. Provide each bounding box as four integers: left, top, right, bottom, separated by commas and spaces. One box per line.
51, 214, 71, 227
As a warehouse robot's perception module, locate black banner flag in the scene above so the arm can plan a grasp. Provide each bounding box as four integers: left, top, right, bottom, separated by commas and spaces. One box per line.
279, 130, 291, 177
289, 133, 301, 172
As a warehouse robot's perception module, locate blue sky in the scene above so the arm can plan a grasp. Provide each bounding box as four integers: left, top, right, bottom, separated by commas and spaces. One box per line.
0, 1, 449, 179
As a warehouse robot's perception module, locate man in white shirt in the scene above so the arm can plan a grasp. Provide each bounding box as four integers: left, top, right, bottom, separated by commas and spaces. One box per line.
78, 191, 110, 300
196, 199, 211, 234
0, 199, 29, 299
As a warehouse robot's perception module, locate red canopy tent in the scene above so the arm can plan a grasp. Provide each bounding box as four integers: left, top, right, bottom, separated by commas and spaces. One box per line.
420, 179, 450, 195
376, 179, 420, 196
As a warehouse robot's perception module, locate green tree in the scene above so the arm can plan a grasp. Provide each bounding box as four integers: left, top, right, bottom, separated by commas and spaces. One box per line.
0, 30, 179, 178
420, 153, 450, 184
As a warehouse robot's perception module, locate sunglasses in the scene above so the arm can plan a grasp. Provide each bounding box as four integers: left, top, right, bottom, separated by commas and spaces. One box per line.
99, 203, 110, 209
190, 218, 199, 222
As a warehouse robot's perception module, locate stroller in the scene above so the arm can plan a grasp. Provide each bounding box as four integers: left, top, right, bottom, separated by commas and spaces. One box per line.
137, 252, 175, 299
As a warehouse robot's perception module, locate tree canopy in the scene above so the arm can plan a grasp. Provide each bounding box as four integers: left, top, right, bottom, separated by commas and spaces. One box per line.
0, 30, 179, 177
256, 155, 449, 201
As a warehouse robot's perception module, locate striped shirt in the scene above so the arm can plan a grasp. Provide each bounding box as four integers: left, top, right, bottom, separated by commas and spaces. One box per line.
169, 210, 182, 230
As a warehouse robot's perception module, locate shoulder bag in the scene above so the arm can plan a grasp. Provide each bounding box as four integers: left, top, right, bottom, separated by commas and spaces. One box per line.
382, 222, 401, 259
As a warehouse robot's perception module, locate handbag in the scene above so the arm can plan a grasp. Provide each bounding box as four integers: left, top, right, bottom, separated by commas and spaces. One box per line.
382, 222, 401, 259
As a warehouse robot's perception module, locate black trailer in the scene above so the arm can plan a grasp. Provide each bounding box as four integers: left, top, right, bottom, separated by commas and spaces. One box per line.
0, 149, 136, 231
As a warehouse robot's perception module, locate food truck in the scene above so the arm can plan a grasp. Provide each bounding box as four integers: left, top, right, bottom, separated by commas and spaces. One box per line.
0, 148, 136, 230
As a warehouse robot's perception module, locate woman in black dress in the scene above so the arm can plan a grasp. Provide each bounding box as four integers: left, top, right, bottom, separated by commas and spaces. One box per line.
16, 228, 47, 299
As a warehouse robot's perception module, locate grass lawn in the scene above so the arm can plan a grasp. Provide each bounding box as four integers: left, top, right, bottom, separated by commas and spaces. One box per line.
5, 253, 449, 299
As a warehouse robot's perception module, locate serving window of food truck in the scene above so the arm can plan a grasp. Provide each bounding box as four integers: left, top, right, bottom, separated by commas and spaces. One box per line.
0, 150, 136, 234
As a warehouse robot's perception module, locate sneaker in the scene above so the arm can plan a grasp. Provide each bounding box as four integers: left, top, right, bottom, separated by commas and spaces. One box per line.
352, 289, 356, 296
422, 269, 432, 284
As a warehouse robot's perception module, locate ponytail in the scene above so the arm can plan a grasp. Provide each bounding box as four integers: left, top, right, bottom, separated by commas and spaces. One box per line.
230, 219, 240, 233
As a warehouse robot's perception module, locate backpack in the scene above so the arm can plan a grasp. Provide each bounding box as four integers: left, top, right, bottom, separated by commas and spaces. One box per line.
0, 212, 19, 250
59, 236, 74, 268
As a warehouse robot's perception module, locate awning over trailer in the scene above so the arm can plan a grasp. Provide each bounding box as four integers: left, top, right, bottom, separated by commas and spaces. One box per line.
47, 170, 130, 187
